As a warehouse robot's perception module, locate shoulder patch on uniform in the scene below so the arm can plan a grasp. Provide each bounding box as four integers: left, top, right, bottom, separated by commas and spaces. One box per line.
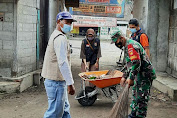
128, 44, 140, 61
94, 42, 97, 46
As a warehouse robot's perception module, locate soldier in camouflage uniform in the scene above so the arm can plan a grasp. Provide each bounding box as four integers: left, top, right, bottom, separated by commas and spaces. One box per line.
111, 31, 156, 118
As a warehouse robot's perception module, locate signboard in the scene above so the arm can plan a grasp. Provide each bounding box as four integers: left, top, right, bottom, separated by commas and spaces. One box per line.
69, 0, 125, 18
72, 15, 117, 27
71, 26, 79, 34
100, 27, 108, 36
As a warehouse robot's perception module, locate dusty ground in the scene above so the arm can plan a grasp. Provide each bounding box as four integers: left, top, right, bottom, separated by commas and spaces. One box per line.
0, 40, 177, 118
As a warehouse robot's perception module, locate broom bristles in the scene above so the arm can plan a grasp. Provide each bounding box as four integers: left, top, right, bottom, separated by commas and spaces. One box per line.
108, 84, 129, 118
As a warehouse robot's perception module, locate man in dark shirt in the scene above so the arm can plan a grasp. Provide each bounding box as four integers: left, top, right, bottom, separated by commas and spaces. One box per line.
80, 28, 102, 72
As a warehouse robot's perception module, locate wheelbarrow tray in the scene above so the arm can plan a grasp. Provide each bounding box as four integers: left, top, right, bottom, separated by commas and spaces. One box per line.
78, 70, 123, 88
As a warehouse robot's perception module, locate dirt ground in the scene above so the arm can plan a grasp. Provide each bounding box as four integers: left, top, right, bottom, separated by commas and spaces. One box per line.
0, 40, 177, 118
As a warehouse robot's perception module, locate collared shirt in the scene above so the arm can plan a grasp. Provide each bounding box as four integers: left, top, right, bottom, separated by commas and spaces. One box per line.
53, 30, 74, 85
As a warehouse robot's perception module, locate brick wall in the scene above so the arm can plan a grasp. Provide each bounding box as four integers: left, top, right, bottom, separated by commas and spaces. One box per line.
0, 0, 16, 77
0, 0, 64, 77
16, 0, 40, 76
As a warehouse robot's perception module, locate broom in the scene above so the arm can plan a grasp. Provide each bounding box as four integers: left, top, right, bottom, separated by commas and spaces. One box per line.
108, 84, 129, 118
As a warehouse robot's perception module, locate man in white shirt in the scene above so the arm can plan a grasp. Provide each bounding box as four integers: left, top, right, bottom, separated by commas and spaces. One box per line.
41, 11, 76, 118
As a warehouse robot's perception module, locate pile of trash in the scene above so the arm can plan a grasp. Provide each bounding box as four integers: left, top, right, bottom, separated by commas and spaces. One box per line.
81, 70, 117, 80
81, 74, 112, 80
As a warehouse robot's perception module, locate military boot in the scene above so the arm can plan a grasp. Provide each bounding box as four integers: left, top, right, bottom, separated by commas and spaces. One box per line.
128, 111, 136, 118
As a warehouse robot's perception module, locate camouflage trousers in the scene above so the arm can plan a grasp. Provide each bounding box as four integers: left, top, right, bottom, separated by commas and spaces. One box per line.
130, 74, 153, 118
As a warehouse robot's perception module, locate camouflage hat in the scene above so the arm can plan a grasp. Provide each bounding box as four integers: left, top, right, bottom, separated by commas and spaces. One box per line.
111, 30, 122, 44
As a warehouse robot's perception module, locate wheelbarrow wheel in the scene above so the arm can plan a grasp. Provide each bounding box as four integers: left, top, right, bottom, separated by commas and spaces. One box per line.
77, 86, 97, 106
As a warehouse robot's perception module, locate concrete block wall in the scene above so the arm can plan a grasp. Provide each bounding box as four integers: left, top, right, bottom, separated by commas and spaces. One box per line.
0, 0, 16, 77
167, 8, 177, 78
16, 0, 40, 76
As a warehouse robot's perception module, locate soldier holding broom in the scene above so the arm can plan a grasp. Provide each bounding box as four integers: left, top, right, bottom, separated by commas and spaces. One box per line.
111, 30, 156, 118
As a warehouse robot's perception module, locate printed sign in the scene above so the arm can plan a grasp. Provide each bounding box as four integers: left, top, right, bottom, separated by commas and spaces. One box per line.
69, 0, 125, 18
72, 15, 117, 27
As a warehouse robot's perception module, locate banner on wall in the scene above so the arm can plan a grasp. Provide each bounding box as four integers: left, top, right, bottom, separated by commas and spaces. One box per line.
72, 15, 117, 27
69, 0, 125, 18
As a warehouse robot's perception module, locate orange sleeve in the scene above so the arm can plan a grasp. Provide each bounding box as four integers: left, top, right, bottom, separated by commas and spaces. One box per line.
140, 34, 149, 48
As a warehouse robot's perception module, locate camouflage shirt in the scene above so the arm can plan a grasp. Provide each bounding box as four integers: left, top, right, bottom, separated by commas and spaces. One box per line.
123, 39, 156, 80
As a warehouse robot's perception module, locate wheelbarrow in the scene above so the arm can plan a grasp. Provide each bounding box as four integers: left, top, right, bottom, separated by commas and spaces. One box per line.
75, 70, 123, 106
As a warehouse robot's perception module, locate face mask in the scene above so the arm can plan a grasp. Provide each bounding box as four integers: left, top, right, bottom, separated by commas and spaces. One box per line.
115, 40, 123, 49
87, 37, 94, 41
130, 28, 137, 34
60, 22, 71, 34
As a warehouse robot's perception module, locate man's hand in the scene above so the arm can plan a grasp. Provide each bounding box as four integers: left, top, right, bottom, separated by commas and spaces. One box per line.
85, 65, 89, 72
95, 62, 99, 69
126, 78, 134, 88
145, 48, 150, 59
120, 77, 126, 87
68, 85, 75, 95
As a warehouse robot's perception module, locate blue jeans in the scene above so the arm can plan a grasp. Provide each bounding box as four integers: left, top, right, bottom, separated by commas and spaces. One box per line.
44, 79, 71, 118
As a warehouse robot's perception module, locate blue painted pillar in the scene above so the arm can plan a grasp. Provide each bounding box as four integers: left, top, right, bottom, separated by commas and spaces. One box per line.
37, 9, 40, 69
